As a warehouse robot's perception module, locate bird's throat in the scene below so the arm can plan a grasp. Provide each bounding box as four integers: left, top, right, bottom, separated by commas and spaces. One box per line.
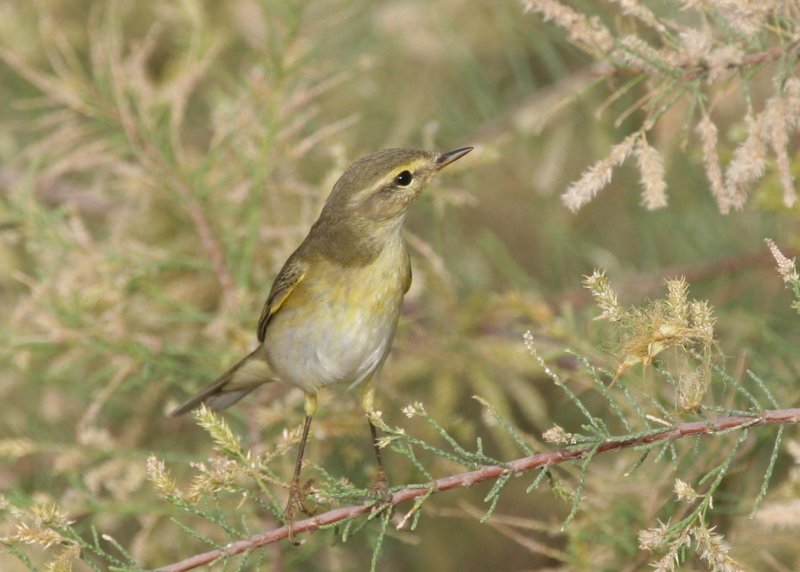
308, 214, 405, 268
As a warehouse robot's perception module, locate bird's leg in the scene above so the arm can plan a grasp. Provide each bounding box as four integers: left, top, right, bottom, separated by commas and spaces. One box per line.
367, 418, 390, 500
362, 381, 390, 501
284, 393, 317, 543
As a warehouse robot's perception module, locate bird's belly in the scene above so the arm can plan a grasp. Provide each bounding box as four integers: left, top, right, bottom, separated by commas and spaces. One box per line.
263, 276, 404, 393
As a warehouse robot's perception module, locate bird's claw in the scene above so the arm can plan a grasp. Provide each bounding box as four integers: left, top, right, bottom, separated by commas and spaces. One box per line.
284, 479, 316, 544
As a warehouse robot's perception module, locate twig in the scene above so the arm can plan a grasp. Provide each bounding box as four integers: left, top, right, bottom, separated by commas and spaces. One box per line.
550, 247, 800, 310
468, 40, 800, 149
592, 39, 800, 81
169, 174, 236, 303
157, 407, 800, 572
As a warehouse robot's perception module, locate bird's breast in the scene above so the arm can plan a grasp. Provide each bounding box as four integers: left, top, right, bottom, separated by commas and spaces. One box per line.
263, 238, 410, 392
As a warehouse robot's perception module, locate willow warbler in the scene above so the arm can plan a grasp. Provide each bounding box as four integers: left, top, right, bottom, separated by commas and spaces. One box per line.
171, 146, 472, 532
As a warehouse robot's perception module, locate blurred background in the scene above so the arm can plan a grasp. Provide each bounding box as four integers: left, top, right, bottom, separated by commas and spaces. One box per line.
1, 1, 799, 570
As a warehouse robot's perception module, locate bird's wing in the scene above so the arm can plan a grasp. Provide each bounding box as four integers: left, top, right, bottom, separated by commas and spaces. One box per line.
402, 249, 412, 294
257, 257, 307, 342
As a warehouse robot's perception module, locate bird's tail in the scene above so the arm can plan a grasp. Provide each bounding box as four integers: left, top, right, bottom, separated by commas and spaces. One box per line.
170, 349, 274, 416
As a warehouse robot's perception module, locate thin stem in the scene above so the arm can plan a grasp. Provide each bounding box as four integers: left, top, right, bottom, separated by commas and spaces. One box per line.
157, 407, 800, 572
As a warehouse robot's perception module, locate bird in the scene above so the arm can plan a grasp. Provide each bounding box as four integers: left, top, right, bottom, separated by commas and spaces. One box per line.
170, 146, 473, 536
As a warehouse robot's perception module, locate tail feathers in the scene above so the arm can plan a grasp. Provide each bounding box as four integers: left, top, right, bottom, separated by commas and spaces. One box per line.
170, 349, 273, 417
202, 386, 259, 412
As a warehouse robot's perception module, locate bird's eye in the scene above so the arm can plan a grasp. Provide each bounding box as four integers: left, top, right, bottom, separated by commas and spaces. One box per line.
394, 170, 413, 186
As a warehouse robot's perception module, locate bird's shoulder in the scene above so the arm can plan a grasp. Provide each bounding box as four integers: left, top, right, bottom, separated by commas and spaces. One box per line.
256, 250, 310, 342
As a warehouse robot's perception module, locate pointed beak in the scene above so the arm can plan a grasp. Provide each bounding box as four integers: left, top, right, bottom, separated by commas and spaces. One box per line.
435, 146, 473, 171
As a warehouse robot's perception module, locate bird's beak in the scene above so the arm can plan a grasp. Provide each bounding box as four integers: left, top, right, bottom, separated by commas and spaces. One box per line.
435, 147, 473, 171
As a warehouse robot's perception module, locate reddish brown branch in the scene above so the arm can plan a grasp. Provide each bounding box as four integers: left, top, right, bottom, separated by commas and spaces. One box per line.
157, 407, 800, 572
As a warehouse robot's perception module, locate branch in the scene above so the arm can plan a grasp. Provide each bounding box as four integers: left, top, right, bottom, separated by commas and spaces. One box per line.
157, 407, 800, 572
592, 38, 800, 81
550, 247, 800, 311
169, 174, 236, 304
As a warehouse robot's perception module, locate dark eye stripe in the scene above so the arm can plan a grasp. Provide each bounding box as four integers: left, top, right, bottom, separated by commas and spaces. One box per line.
394, 170, 413, 186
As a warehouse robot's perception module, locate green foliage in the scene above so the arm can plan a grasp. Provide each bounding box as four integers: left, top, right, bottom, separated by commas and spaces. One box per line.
6, 321, 788, 570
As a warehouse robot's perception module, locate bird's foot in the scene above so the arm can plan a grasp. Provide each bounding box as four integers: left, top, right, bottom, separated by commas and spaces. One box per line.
284, 479, 316, 544
366, 470, 392, 504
